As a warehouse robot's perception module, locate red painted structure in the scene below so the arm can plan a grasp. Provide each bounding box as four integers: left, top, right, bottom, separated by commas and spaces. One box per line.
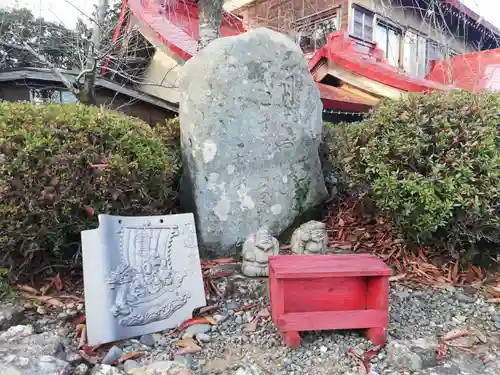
269, 254, 392, 349
309, 31, 449, 94
115, 0, 457, 112
427, 48, 500, 91
128, 0, 244, 60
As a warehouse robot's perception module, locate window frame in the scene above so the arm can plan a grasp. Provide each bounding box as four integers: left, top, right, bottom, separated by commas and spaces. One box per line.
295, 6, 340, 54
375, 20, 402, 67
403, 28, 429, 78
351, 4, 375, 41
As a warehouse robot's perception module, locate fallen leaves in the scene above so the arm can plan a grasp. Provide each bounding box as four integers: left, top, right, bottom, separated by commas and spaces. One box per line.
443, 329, 469, 342
324, 197, 491, 288
438, 329, 492, 363
347, 348, 368, 373
243, 319, 258, 333
243, 307, 271, 333
347, 345, 384, 374
175, 346, 202, 355
175, 337, 199, 348
177, 317, 215, 331
117, 352, 142, 363
233, 303, 258, 312
20, 292, 65, 308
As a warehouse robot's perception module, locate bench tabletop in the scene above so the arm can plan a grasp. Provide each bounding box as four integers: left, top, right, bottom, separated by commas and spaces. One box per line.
269, 253, 392, 279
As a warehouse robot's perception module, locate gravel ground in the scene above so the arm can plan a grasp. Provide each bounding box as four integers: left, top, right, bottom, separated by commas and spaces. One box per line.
1, 275, 500, 375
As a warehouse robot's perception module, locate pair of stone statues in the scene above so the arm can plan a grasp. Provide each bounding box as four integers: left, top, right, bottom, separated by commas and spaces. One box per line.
241, 221, 329, 277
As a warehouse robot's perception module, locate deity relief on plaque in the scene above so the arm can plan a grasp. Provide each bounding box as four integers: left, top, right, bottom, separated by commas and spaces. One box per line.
105, 224, 189, 326
182, 222, 197, 248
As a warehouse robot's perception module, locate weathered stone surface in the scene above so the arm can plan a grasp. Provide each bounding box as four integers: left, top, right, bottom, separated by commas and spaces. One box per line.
179, 27, 327, 255
241, 226, 279, 277
0, 305, 23, 330
290, 220, 329, 254
82, 214, 205, 345
0, 326, 71, 375
102, 345, 123, 365
386, 338, 440, 371
386, 340, 423, 371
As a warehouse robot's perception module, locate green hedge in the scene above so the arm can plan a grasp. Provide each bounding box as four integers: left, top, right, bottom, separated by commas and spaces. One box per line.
326, 91, 500, 255
0, 103, 180, 280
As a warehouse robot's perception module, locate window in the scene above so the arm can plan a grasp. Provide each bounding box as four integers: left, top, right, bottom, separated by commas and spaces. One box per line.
296, 12, 338, 54
30, 89, 79, 104
403, 30, 427, 77
375, 22, 401, 67
352, 6, 374, 41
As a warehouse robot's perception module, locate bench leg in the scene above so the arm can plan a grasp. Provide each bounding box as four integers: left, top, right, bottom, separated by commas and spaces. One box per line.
365, 276, 389, 346
280, 331, 301, 349
365, 327, 386, 345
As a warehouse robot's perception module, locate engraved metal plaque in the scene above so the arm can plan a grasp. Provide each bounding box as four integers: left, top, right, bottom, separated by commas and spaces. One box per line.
82, 213, 205, 345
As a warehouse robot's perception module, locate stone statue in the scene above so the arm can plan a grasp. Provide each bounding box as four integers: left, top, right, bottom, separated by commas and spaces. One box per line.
290, 221, 329, 254
241, 226, 280, 277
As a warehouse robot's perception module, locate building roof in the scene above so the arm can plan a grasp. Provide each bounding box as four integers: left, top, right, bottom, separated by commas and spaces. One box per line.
309, 31, 451, 94
426, 48, 500, 91
316, 83, 377, 113
127, 0, 244, 60
442, 0, 500, 38
0, 67, 179, 113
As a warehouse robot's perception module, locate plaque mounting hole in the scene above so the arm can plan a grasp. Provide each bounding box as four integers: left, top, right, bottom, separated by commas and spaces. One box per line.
160, 219, 164, 223
118, 220, 122, 224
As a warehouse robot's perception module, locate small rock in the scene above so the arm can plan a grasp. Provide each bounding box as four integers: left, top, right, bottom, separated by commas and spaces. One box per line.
213, 314, 228, 323
196, 333, 211, 343
235, 316, 243, 324
57, 312, 69, 320
386, 341, 423, 371
226, 301, 239, 310
75, 363, 89, 375
0, 305, 23, 330
37, 306, 47, 315
128, 361, 190, 374
174, 354, 194, 368
65, 350, 82, 364
66, 303, 75, 310
185, 324, 211, 335
38, 355, 72, 375
77, 303, 84, 311
455, 292, 475, 304
320, 346, 328, 353
233, 365, 264, 375
124, 359, 141, 373
0, 324, 34, 339
101, 345, 123, 365
139, 334, 155, 347
91, 364, 125, 374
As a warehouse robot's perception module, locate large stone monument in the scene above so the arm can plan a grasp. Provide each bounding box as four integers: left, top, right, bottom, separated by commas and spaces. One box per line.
81, 214, 205, 345
179, 28, 327, 255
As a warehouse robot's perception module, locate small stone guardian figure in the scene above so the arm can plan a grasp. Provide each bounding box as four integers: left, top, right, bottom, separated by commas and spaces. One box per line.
241, 226, 280, 277
291, 221, 329, 254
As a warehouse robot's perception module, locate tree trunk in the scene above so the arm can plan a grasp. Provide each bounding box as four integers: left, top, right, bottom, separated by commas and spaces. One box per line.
79, 0, 109, 105
197, 0, 223, 50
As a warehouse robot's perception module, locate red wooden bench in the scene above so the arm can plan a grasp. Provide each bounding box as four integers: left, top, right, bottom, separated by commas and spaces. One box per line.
268, 253, 392, 349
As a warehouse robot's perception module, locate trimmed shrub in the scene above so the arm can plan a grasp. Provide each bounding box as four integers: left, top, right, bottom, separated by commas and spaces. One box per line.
328, 91, 500, 254
0, 103, 180, 280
